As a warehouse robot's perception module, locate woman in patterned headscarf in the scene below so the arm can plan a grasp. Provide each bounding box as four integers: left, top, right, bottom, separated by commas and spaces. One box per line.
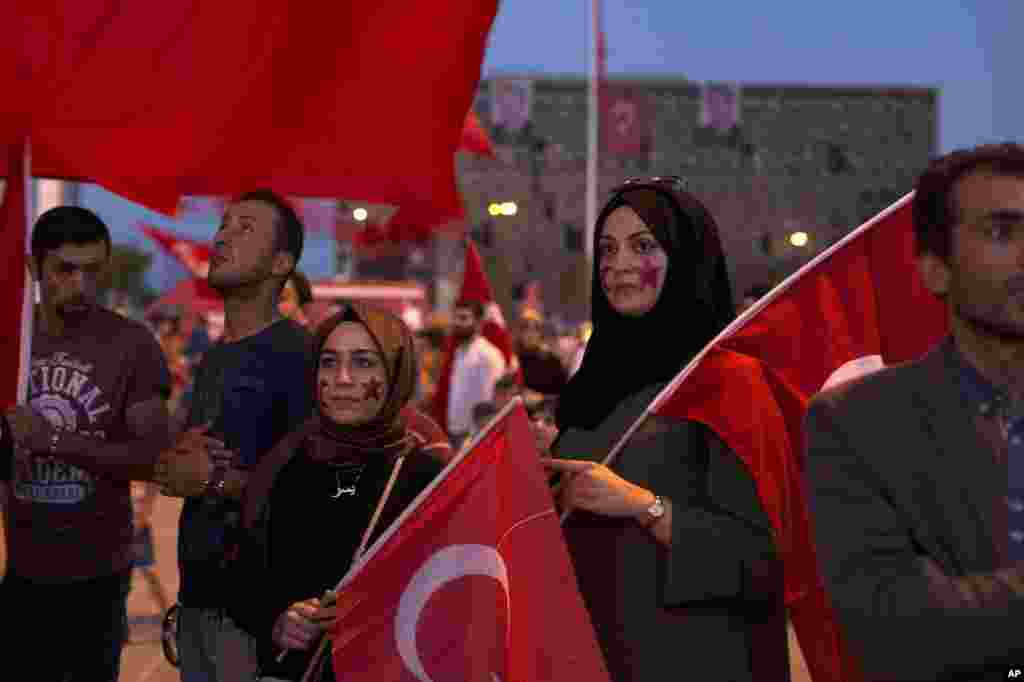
231, 302, 448, 681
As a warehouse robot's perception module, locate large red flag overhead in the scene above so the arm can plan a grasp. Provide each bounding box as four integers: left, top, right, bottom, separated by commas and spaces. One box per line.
610, 195, 947, 681
432, 240, 520, 431
1, 2, 498, 218
0, 140, 32, 413
328, 402, 610, 681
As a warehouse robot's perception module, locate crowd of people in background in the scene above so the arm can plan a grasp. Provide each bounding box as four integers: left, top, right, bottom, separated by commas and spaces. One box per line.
17, 142, 1024, 682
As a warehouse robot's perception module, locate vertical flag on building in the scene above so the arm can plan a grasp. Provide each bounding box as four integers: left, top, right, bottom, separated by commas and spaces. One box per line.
596, 23, 652, 156
600, 87, 653, 156
699, 82, 742, 133
603, 194, 947, 682
1, 139, 33, 412
432, 240, 519, 433
328, 401, 611, 681
490, 79, 533, 135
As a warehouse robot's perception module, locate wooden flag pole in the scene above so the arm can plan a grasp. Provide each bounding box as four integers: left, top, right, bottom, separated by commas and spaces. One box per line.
16, 138, 34, 407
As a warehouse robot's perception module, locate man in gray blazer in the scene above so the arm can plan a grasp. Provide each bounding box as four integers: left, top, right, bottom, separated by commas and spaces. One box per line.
806, 143, 1024, 681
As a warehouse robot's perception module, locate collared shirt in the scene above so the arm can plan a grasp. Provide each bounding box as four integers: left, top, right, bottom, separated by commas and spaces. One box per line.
949, 342, 1024, 556
446, 335, 506, 436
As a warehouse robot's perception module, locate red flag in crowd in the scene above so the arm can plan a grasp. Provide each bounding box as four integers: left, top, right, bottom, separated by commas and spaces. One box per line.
432, 241, 520, 432
637, 195, 947, 681
459, 110, 496, 159
329, 402, 610, 681
1, 2, 498, 218
0, 139, 32, 412
139, 224, 214, 278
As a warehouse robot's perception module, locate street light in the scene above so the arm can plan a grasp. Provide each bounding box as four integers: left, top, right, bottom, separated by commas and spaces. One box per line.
353, 207, 368, 222
488, 201, 518, 217
789, 231, 809, 248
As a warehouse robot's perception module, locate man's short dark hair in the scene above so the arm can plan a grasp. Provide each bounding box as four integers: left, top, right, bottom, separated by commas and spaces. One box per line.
236, 189, 304, 274
288, 270, 314, 306
454, 300, 485, 320
913, 143, 1024, 261
31, 206, 111, 268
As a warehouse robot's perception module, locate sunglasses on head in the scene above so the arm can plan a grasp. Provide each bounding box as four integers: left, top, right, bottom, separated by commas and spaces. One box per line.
613, 175, 686, 193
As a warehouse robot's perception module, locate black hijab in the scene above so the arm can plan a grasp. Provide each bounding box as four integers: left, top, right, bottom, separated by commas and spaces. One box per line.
556, 183, 735, 431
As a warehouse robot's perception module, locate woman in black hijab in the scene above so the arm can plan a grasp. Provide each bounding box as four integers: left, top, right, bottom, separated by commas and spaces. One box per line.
544, 178, 790, 682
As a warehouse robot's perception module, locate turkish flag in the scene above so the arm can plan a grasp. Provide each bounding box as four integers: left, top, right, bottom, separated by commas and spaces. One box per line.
2, 2, 498, 219
431, 241, 519, 432
600, 87, 653, 156
139, 224, 214, 278
329, 402, 610, 681
0, 139, 32, 412
646, 194, 947, 681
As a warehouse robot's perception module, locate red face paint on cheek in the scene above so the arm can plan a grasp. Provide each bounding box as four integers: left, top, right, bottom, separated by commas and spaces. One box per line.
639, 260, 663, 289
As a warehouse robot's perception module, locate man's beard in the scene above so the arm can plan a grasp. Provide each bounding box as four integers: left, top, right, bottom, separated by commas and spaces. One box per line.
208, 266, 269, 296
452, 327, 475, 343
954, 299, 1024, 340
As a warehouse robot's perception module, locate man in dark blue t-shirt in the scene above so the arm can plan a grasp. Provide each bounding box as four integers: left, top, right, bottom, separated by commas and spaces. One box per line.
154, 190, 313, 682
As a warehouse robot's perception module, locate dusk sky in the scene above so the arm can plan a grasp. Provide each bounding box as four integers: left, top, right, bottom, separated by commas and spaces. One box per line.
76, 1, 1022, 291
484, 0, 1020, 151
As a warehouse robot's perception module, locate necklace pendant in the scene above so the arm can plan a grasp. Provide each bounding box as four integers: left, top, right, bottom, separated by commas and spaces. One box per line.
332, 484, 358, 499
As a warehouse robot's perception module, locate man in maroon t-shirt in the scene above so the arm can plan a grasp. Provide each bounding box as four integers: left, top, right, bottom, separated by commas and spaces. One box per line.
1, 206, 172, 682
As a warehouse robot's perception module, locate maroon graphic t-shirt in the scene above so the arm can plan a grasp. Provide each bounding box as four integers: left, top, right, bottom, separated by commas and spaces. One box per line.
4, 307, 170, 583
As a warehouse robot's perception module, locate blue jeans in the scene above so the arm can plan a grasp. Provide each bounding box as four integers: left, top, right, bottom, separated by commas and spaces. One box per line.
177, 605, 260, 682
0, 570, 130, 682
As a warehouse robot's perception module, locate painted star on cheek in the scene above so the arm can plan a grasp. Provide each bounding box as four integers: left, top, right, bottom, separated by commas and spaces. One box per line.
639, 261, 663, 289
362, 377, 383, 401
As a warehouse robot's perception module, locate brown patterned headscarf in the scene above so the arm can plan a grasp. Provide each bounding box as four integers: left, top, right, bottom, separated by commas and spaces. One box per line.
241, 302, 429, 532
305, 301, 419, 462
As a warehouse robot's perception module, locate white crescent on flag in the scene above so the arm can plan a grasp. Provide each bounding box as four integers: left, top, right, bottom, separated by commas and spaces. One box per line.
820, 355, 885, 392
395, 544, 509, 682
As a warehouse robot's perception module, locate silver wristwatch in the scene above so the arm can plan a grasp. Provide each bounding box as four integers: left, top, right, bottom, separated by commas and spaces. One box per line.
640, 495, 666, 528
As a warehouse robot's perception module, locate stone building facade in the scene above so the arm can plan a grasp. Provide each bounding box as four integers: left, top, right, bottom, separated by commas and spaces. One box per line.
448, 76, 937, 323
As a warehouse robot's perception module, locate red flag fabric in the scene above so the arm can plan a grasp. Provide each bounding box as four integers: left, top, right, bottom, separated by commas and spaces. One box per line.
145, 278, 223, 319
2, 2, 498, 219
649, 195, 947, 681
459, 110, 496, 159
329, 403, 610, 681
600, 87, 653, 156
431, 241, 519, 431
139, 224, 214, 278
0, 139, 31, 412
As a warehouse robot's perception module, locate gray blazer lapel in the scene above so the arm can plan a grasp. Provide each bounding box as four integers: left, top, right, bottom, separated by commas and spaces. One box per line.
906, 341, 1001, 573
